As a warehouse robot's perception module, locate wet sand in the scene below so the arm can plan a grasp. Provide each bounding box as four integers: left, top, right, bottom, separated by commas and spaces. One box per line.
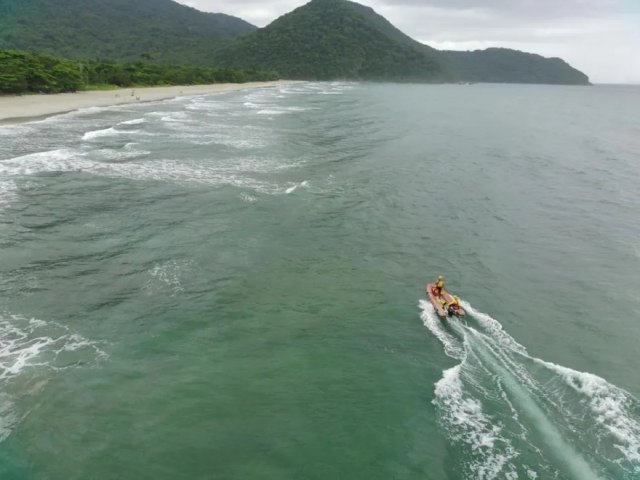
0, 81, 292, 123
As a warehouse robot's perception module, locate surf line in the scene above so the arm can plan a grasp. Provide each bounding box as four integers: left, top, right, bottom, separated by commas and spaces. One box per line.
462, 325, 602, 480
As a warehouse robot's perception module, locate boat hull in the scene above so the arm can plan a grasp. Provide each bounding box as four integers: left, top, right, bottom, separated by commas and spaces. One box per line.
425, 283, 466, 318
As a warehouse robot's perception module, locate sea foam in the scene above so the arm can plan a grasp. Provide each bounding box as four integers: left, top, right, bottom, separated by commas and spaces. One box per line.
0, 312, 106, 443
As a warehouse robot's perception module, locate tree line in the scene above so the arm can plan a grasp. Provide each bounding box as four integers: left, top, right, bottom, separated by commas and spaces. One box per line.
0, 50, 280, 95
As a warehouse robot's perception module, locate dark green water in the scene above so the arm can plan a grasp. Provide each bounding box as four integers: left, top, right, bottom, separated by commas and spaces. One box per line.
0, 82, 639, 479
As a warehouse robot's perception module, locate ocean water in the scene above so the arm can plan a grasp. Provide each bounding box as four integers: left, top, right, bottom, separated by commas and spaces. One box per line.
0, 82, 639, 479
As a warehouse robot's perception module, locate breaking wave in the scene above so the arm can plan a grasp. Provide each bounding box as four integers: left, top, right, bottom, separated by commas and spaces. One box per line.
0, 148, 298, 194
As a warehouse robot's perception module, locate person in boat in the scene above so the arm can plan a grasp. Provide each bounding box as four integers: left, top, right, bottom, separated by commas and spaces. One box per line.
447, 295, 460, 316
433, 275, 445, 296
440, 297, 447, 312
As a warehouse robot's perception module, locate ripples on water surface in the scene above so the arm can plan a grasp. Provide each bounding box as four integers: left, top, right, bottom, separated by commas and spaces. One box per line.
0, 82, 639, 479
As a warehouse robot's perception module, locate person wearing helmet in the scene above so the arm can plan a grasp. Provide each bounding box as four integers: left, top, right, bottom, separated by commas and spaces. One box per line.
433, 275, 445, 296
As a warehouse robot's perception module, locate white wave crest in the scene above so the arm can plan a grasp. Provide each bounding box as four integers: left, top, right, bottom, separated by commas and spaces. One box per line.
92, 148, 150, 163
0, 149, 81, 176
160, 112, 189, 123
0, 148, 289, 194
257, 109, 288, 115
285, 180, 309, 194
119, 118, 146, 125
82, 127, 124, 141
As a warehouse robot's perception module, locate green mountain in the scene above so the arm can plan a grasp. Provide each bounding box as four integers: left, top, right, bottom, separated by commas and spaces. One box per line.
213, 0, 448, 82
215, 0, 588, 85
0, 0, 256, 65
443, 48, 590, 85
0, 0, 590, 85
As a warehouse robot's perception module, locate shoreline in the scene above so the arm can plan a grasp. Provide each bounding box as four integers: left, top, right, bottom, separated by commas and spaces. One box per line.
0, 81, 293, 124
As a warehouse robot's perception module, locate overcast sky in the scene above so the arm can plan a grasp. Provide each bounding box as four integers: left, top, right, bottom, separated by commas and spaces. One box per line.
179, 0, 640, 83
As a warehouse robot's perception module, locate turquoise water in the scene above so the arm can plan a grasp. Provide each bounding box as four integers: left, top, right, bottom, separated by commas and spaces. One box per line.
0, 82, 639, 479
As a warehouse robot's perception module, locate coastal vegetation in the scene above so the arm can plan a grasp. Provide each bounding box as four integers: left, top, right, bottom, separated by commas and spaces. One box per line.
442, 48, 590, 85
0, 50, 279, 95
0, 0, 590, 85
0, 0, 255, 65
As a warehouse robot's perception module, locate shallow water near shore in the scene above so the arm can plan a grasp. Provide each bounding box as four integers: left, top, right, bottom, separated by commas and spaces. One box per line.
0, 82, 639, 479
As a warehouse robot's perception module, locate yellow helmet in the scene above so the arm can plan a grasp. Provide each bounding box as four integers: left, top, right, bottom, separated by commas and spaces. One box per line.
438, 275, 443, 280
454, 295, 459, 301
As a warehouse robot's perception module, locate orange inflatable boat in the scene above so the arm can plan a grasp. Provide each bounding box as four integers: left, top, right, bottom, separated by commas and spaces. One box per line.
426, 283, 466, 318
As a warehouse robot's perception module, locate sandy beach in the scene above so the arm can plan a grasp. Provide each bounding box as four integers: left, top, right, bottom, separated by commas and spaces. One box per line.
0, 81, 292, 123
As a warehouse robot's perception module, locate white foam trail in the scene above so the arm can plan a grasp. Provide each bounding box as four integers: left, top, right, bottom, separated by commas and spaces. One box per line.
469, 329, 602, 480
467, 305, 640, 469
537, 359, 640, 466
419, 300, 464, 359
434, 364, 519, 479
423, 300, 639, 478
421, 300, 520, 478
462, 301, 527, 355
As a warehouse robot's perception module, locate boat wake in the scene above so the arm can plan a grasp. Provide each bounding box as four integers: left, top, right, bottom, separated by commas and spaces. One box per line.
419, 300, 640, 480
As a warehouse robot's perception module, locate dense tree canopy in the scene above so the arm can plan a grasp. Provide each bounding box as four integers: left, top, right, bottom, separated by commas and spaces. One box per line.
0, 50, 279, 95
214, 0, 447, 82
0, 0, 255, 65
0, 0, 590, 85
442, 48, 590, 85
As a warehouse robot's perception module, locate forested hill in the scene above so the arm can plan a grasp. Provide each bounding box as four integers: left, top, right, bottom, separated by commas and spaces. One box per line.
0, 0, 256, 65
214, 0, 588, 84
213, 0, 448, 82
0, 0, 590, 85
443, 48, 591, 85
